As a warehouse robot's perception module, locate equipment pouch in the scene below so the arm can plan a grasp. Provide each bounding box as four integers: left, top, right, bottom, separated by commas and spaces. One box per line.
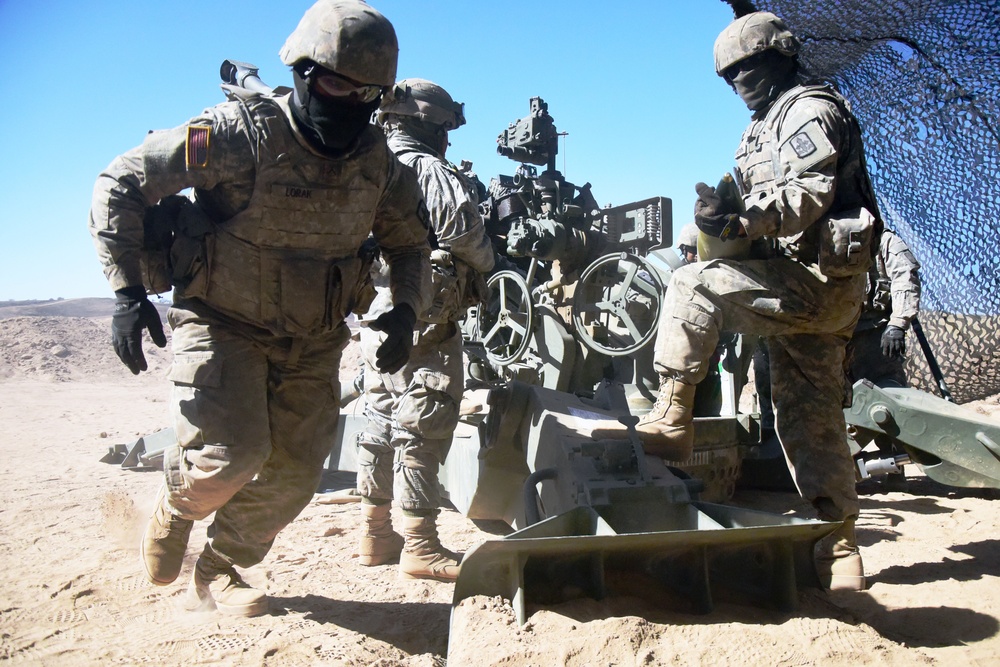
818, 207, 875, 278
423, 260, 462, 324
270, 253, 365, 335
327, 255, 368, 326
350, 238, 379, 318
140, 250, 172, 296
140, 195, 188, 295
170, 229, 214, 300
463, 265, 490, 308
168, 200, 217, 299
274, 255, 332, 334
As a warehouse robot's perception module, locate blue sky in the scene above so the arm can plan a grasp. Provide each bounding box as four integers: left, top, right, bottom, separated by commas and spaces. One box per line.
0, 0, 749, 301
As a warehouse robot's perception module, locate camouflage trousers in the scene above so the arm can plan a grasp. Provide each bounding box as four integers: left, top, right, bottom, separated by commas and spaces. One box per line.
161, 298, 349, 568
653, 258, 865, 520
357, 321, 463, 511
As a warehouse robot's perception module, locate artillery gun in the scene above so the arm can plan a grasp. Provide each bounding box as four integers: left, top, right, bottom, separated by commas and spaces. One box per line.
331, 98, 844, 637
333, 98, 1000, 642
112, 69, 1000, 655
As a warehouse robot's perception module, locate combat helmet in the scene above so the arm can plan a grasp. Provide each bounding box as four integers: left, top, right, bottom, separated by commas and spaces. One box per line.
279, 0, 398, 87
677, 223, 699, 249
714, 11, 801, 77
378, 78, 466, 130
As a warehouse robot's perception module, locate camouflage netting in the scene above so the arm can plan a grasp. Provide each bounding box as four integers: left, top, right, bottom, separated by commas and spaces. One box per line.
725, 0, 1000, 403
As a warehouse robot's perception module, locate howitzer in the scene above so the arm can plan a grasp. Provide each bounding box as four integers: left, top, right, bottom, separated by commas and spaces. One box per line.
116, 84, 1000, 661
320, 98, 843, 650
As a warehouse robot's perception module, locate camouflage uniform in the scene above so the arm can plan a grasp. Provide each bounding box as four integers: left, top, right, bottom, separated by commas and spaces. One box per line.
848, 229, 921, 387
89, 90, 431, 568
358, 130, 494, 510
654, 82, 872, 521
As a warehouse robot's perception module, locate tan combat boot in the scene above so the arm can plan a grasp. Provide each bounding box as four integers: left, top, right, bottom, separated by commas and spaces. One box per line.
815, 516, 866, 591
140, 485, 193, 586
634, 376, 697, 461
358, 501, 404, 566
183, 546, 268, 617
399, 513, 461, 582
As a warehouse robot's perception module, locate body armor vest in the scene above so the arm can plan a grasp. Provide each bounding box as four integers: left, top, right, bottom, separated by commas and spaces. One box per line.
187, 91, 386, 336
735, 83, 876, 266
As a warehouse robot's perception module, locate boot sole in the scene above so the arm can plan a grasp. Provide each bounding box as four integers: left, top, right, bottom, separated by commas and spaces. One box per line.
215, 597, 269, 617
358, 554, 402, 566
399, 569, 459, 582
827, 574, 866, 591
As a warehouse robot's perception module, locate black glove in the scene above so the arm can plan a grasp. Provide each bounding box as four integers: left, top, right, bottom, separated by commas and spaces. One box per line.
694, 182, 744, 240
881, 325, 906, 360
111, 285, 167, 375
370, 303, 417, 374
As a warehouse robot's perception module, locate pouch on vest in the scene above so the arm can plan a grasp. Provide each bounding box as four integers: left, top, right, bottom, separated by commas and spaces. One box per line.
140, 195, 188, 295
350, 238, 379, 318
170, 203, 217, 300
139, 251, 172, 296
818, 207, 875, 278
423, 250, 463, 324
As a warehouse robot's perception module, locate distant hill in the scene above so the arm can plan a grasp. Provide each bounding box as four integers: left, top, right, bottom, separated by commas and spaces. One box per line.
0, 298, 172, 319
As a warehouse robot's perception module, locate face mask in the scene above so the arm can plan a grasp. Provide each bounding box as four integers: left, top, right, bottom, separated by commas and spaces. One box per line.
290, 70, 381, 152
731, 67, 777, 111
391, 117, 449, 157
725, 51, 796, 112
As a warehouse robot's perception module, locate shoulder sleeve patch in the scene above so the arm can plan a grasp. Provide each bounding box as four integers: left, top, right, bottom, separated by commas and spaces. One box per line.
185, 125, 211, 169
789, 132, 817, 158
778, 118, 836, 180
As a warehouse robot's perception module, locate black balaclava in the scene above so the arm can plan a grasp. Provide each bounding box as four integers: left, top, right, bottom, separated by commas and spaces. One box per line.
729, 50, 798, 113
290, 67, 381, 154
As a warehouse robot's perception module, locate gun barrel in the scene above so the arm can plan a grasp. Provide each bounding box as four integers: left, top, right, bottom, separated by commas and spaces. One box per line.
220, 59, 272, 94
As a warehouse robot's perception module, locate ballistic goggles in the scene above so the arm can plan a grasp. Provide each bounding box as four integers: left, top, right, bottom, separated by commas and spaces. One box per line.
304, 65, 385, 104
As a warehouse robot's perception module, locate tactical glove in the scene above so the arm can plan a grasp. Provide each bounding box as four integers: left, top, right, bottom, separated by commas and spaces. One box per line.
370, 303, 417, 374
111, 285, 167, 375
694, 182, 744, 240
881, 325, 906, 360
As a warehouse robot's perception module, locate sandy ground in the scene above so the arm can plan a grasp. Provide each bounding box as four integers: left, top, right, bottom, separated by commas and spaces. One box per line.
1, 308, 999, 666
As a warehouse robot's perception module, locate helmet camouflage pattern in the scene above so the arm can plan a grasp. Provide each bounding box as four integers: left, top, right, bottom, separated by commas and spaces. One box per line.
713, 11, 801, 76
378, 78, 466, 130
677, 223, 699, 249
279, 0, 398, 87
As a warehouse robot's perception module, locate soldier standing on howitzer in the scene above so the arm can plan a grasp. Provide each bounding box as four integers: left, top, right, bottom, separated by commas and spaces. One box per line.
355, 79, 494, 582
596, 11, 881, 591
848, 227, 921, 388
88, 0, 432, 616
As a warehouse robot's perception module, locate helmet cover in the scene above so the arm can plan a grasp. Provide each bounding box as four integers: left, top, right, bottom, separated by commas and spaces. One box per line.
377, 78, 466, 130
280, 0, 398, 87
714, 11, 800, 76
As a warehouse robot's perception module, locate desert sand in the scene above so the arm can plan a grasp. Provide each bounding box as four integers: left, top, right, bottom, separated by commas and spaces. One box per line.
1, 301, 998, 666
